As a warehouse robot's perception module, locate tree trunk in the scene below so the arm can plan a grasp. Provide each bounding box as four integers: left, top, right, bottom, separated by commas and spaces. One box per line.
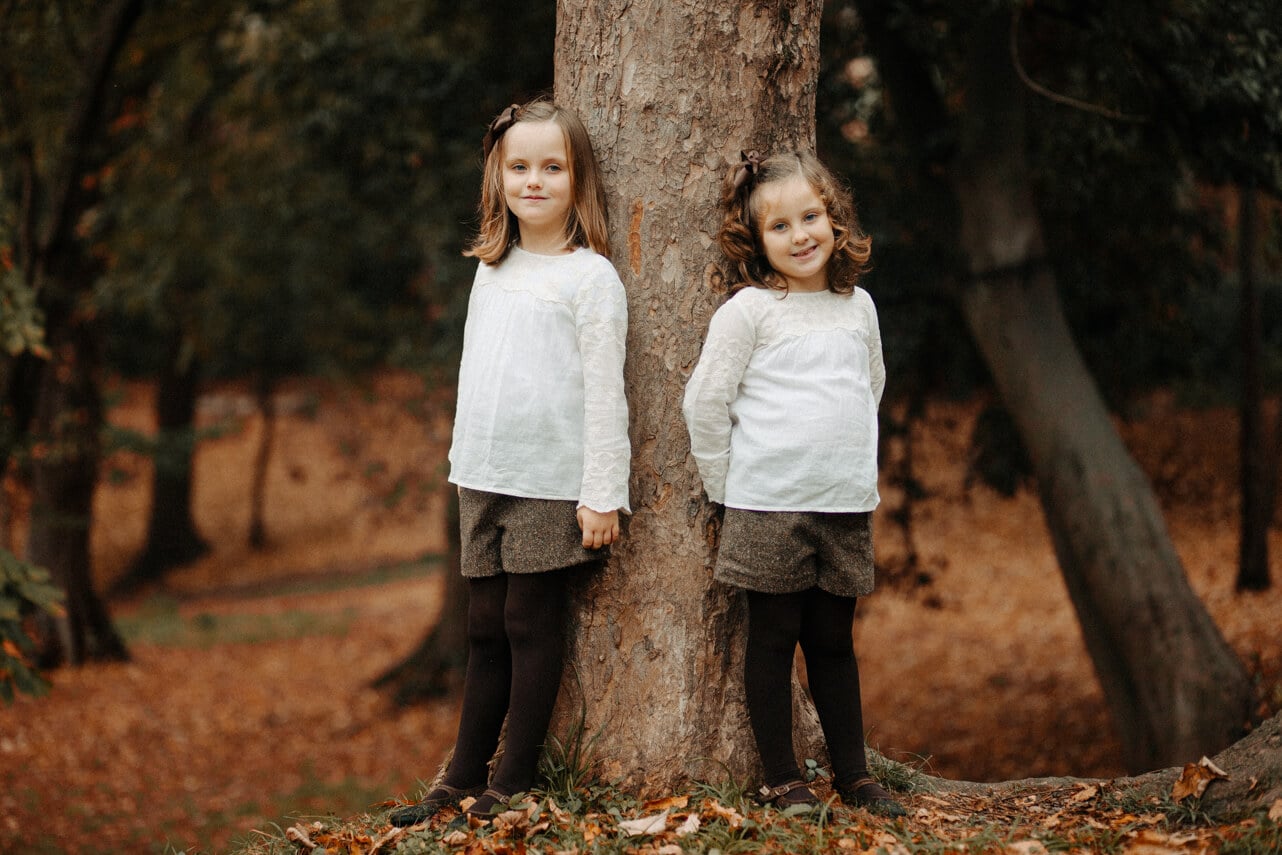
948, 12, 1251, 773
27, 316, 128, 666
554, 0, 827, 793
248, 375, 276, 551
111, 341, 209, 595
373, 490, 469, 702
1237, 182, 1271, 591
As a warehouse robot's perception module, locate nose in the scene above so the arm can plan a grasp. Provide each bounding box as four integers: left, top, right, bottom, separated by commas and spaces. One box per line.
526, 169, 543, 188
791, 225, 808, 244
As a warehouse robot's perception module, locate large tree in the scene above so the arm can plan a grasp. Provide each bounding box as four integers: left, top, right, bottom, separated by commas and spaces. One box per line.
552, 0, 830, 791
843, 0, 1259, 772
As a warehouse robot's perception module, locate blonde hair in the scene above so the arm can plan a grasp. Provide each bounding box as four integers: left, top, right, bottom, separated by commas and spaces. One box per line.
466, 99, 611, 264
718, 151, 871, 294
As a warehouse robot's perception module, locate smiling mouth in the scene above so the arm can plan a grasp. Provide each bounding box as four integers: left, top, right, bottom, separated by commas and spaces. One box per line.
792, 246, 817, 259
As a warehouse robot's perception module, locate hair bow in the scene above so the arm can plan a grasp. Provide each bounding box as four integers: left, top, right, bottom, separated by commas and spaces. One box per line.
731, 150, 763, 192
482, 104, 521, 159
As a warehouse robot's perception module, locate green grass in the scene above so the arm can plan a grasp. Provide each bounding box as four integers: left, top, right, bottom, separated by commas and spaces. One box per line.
116, 556, 444, 648
116, 595, 359, 647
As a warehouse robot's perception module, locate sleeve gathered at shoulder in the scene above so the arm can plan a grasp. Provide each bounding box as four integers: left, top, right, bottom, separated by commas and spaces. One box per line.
682, 295, 757, 505
857, 288, 885, 409
573, 258, 631, 513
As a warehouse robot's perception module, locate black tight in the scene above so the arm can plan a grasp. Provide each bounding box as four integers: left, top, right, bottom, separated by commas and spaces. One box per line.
744, 587, 869, 788
442, 570, 569, 795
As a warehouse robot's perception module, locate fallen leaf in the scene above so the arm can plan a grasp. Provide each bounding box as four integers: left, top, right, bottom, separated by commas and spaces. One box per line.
702, 798, 744, 828
1070, 784, 1099, 803
1125, 828, 1191, 855
657, 845, 684, 855
546, 798, 574, 824
284, 825, 316, 848
1005, 841, 1048, 855
368, 826, 408, 855
675, 813, 701, 836
619, 809, 669, 836
1269, 799, 1282, 822
441, 829, 470, 846
1172, 756, 1229, 802
644, 794, 690, 812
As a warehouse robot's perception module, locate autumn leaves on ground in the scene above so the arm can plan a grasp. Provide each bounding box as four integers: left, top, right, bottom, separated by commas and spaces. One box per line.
1, 375, 1280, 854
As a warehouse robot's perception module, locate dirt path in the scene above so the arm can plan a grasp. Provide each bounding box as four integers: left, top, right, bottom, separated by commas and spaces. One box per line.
1, 379, 1278, 853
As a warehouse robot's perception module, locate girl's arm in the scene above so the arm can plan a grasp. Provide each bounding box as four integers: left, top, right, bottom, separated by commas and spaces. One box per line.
574, 266, 631, 520
682, 300, 755, 504
864, 290, 885, 409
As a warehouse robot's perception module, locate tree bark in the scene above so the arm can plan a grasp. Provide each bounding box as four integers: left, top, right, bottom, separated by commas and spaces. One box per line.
111, 340, 210, 596
1237, 182, 1271, 591
554, 0, 828, 793
946, 11, 1251, 773
27, 315, 128, 666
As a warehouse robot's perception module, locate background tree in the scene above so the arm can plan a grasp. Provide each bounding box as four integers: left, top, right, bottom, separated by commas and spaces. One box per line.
553, 0, 830, 791
823, 0, 1280, 772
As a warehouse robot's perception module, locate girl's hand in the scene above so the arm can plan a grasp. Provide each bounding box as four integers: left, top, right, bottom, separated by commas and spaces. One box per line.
577, 507, 620, 549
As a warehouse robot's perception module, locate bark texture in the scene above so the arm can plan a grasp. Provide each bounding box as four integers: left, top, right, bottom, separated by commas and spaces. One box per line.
554, 0, 828, 792
948, 13, 1251, 772
28, 318, 128, 666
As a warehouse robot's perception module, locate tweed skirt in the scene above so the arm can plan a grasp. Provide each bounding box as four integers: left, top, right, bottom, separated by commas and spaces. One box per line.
715, 508, 875, 598
458, 487, 608, 578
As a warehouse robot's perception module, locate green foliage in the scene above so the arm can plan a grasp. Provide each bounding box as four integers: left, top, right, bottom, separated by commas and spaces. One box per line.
0, 267, 46, 359
820, 0, 1282, 401
0, 550, 63, 703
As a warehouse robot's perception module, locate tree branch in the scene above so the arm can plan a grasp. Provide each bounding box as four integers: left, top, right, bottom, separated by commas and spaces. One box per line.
1009, 4, 1146, 123
35, 0, 145, 286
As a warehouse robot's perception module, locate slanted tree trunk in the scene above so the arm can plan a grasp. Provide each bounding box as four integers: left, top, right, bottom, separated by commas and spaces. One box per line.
374, 491, 469, 701
1237, 182, 1272, 592
112, 339, 209, 595
944, 11, 1251, 772
554, 0, 827, 793
28, 316, 128, 666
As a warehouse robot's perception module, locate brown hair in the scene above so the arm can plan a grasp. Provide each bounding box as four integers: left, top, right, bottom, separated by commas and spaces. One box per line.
717, 150, 871, 294
466, 99, 611, 264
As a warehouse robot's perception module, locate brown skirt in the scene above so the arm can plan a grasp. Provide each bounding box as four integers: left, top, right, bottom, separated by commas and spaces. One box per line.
715, 508, 874, 598
458, 487, 609, 577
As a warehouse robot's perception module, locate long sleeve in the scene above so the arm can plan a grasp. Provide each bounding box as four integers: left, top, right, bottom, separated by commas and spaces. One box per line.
862, 289, 886, 409
574, 267, 631, 513
682, 300, 755, 504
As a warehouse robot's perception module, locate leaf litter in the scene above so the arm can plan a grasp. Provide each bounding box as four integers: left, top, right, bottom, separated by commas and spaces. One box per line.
2, 383, 1280, 853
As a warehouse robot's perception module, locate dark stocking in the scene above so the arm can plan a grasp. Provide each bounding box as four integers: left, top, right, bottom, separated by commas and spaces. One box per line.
442, 575, 512, 789
798, 589, 869, 787
744, 590, 805, 787
487, 569, 569, 795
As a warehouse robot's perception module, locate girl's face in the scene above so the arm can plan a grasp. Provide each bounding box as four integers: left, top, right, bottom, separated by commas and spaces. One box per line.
754, 174, 834, 293
501, 120, 573, 253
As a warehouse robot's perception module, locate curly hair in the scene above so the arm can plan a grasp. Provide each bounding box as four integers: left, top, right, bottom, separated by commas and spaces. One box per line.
717, 151, 871, 294
466, 99, 611, 265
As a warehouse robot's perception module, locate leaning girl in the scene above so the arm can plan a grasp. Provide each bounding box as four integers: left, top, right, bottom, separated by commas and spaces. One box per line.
391, 99, 630, 826
683, 150, 904, 817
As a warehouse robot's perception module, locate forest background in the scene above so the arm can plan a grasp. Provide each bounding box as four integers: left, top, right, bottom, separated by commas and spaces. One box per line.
2, 0, 1282, 852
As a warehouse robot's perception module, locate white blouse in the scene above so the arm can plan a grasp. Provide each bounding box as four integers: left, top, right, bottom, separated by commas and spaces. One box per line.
683, 286, 884, 512
448, 246, 631, 513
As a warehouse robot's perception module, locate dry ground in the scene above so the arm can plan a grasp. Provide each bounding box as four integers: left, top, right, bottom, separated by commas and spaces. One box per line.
1, 376, 1279, 854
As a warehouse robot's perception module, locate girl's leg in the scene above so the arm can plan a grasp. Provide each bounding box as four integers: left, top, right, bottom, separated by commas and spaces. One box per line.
798, 589, 906, 816
744, 589, 806, 787
796, 588, 868, 785
486, 567, 570, 796
442, 574, 513, 788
